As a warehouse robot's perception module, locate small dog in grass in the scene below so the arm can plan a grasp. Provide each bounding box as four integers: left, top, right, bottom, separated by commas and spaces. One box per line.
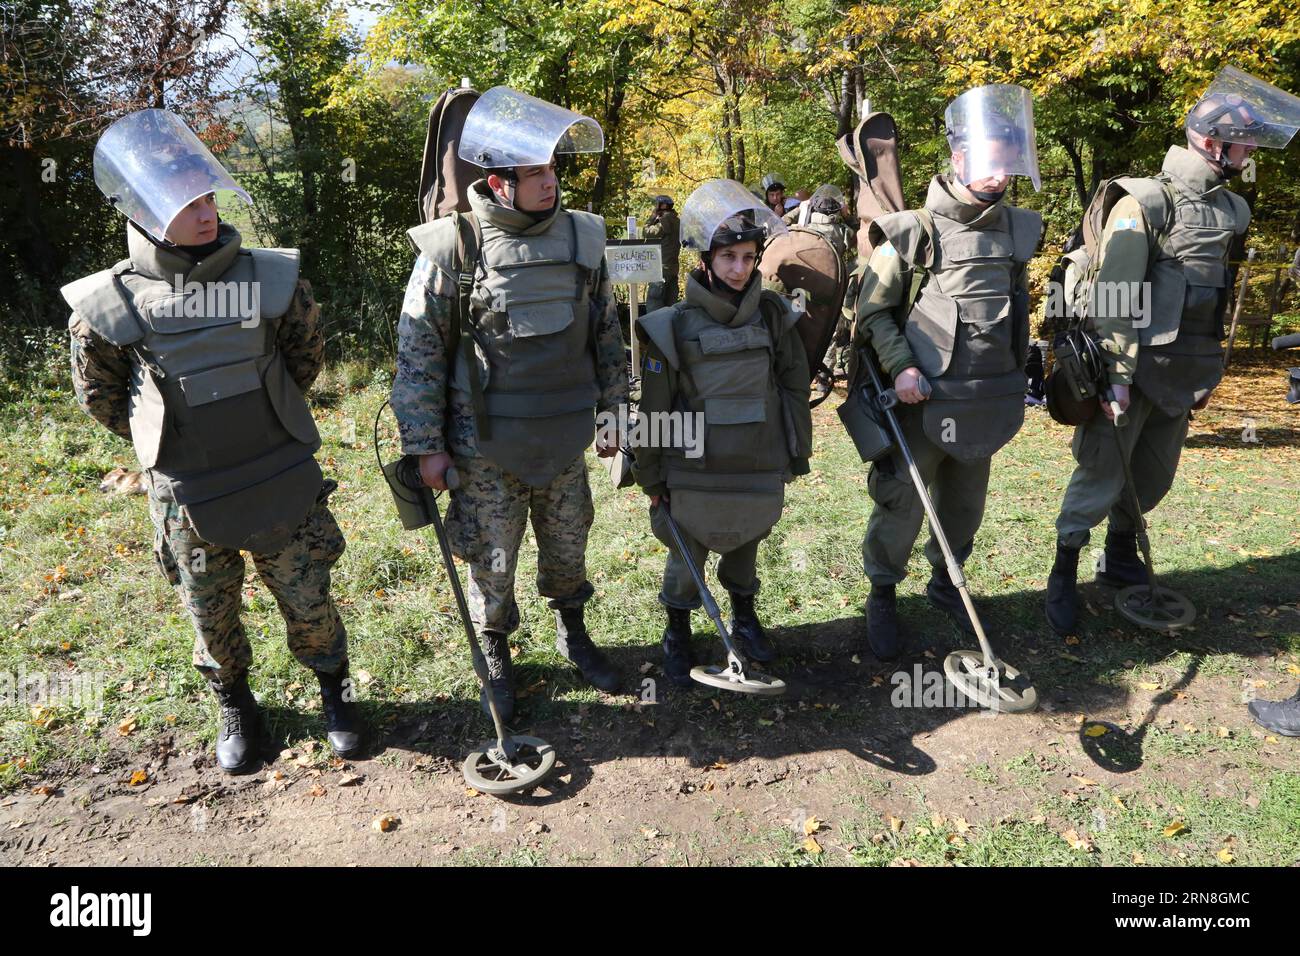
99, 467, 147, 495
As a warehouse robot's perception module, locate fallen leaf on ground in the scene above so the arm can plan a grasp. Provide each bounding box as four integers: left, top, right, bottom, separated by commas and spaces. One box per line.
372, 815, 399, 832
1061, 829, 1095, 852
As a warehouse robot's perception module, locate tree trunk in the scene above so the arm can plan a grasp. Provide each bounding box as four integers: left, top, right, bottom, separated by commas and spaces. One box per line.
591, 44, 631, 214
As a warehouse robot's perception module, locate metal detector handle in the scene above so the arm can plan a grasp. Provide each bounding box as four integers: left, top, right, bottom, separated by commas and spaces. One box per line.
1103, 386, 1128, 428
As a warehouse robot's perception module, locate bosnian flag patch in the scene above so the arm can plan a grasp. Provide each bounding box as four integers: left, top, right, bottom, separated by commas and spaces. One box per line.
645, 357, 663, 373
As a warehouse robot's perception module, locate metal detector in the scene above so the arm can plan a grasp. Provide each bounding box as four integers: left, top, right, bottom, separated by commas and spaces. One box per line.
657, 502, 786, 696
374, 405, 557, 795
859, 360, 1038, 713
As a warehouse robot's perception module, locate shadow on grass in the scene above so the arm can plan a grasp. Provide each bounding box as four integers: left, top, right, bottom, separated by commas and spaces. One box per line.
244, 552, 1299, 799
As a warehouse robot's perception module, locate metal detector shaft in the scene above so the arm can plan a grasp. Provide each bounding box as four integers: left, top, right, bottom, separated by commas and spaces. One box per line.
657, 501, 747, 665
860, 356, 998, 663
421, 467, 516, 759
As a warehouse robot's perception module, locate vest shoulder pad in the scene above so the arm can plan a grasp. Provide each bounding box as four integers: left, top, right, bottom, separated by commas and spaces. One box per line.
247, 248, 301, 318
759, 289, 800, 335
407, 217, 460, 283
1223, 190, 1251, 234
60, 262, 145, 347
1112, 177, 1173, 235
1005, 207, 1044, 262
636, 305, 681, 369
867, 210, 934, 268
567, 209, 608, 272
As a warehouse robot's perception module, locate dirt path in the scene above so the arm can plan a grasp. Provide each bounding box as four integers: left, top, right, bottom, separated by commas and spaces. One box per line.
4, 611, 1295, 866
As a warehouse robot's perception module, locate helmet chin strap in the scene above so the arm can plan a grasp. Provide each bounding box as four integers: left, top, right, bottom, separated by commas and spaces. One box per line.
1193, 139, 1242, 179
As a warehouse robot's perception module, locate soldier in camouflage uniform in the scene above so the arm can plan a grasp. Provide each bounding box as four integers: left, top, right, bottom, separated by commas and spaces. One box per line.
391, 88, 627, 721
783, 184, 856, 265
644, 195, 680, 312
64, 110, 360, 773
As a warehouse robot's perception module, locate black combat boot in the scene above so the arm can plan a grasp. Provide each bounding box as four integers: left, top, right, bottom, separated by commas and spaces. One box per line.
925, 566, 976, 636
662, 606, 695, 688
554, 606, 620, 693
1045, 540, 1081, 635
1096, 528, 1150, 588
866, 584, 901, 661
1248, 687, 1300, 737
729, 591, 776, 663
314, 664, 364, 759
478, 630, 515, 723
211, 674, 261, 775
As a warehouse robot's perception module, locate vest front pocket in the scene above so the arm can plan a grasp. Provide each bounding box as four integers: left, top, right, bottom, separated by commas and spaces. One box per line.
905, 291, 958, 378
506, 300, 576, 337
949, 295, 1015, 377
703, 397, 766, 425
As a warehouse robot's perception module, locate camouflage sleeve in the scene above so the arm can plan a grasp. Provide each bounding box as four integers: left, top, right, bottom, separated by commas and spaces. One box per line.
592, 259, 629, 416
1092, 194, 1149, 386
630, 331, 673, 497
69, 314, 133, 442
276, 278, 325, 393
853, 243, 917, 378
391, 255, 455, 456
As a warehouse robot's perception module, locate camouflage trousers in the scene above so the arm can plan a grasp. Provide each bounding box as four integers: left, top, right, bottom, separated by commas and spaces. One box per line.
148, 477, 348, 688
1055, 388, 1190, 550
862, 405, 991, 586
444, 452, 595, 635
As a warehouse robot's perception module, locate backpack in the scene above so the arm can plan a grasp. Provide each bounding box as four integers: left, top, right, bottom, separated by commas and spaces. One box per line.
1041, 175, 1176, 425
1043, 175, 1176, 337
758, 225, 849, 406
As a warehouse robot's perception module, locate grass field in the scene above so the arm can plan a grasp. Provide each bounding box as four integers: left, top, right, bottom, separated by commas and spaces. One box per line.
0, 338, 1297, 866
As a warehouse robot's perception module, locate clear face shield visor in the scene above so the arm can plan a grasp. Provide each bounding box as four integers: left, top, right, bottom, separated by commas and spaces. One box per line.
944, 84, 1041, 191
93, 109, 251, 241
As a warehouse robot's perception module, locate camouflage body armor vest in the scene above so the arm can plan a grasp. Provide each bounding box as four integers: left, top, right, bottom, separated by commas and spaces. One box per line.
60, 225, 321, 554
